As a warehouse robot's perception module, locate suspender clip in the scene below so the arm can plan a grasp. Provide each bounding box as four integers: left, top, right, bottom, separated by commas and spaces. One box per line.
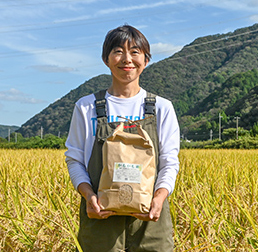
144, 97, 156, 115
95, 99, 107, 118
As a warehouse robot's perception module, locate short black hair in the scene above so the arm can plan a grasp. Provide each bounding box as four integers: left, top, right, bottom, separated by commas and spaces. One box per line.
102, 25, 151, 63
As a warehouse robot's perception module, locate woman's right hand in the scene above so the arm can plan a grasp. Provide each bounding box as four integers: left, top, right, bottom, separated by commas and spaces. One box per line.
86, 193, 116, 219
78, 182, 116, 219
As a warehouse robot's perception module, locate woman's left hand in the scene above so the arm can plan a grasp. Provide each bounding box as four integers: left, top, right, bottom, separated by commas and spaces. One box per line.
130, 188, 169, 222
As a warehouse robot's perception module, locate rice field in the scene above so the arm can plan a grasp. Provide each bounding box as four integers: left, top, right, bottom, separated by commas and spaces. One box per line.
0, 149, 258, 251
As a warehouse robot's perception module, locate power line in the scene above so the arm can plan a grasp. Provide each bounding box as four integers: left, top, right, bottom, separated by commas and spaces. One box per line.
168, 41, 244, 61
0, 9, 173, 34
152, 25, 258, 58
185, 27, 258, 49
0, 41, 254, 84
0, 42, 101, 58
1, 24, 258, 60
0, 6, 254, 34
0, 0, 85, 8
155, 15, 256, 37
0, 31, 257, 83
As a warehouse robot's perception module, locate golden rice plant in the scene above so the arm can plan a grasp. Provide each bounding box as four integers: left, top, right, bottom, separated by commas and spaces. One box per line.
0, 149, 258, 251
171, 149, 258, 251
0, 149, 82, 252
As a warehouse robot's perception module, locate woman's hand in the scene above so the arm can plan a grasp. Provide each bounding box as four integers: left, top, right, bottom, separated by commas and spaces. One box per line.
78, 182, 116, 219
130, 188, 169, 222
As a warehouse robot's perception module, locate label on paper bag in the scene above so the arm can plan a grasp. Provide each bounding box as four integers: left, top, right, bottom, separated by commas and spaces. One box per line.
113, 162, 142, 183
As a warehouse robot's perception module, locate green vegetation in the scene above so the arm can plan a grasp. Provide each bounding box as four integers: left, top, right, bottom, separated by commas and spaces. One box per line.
181, 69, 258, 139
0, 133, 66, 149
1, 128, 258, 149
181, 137, 258, 149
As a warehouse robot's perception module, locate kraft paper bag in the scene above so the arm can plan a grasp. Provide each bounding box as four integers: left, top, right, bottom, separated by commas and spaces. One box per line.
98, 122, 156, 215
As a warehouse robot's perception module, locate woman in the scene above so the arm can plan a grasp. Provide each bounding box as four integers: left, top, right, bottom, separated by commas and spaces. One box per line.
65, 25, 180, 252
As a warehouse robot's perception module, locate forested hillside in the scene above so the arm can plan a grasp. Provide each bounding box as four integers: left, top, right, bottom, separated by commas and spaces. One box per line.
17, 74, 111, 137
0, 125, 19, 138
17, 24, 258, 140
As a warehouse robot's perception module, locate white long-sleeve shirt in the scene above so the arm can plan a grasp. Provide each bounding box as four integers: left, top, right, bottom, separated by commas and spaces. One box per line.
65, 88, 180, 195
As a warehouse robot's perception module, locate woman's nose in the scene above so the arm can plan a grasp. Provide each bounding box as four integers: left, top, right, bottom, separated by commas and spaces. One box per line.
122, 53, 132, 63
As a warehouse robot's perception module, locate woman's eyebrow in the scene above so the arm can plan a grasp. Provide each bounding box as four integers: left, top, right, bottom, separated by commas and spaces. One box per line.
130, 45, 140, 50
113, 45, 123, 50
113, 45, 140, 50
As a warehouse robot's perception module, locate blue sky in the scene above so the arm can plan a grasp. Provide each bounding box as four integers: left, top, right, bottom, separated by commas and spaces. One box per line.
1, 0, 258, 127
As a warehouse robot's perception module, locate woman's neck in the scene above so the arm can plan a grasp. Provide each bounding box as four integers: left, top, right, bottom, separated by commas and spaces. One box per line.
108, 82, 141, 98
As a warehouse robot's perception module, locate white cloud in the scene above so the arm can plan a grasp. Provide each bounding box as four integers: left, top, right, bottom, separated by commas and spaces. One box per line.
134, 25, 148, 30
244, 0, 258, 8
53, 1, 181, 24
30, 65, 75, 73
0, 7, 45, 21
0, 88, 45, 104
1, 39, 101, 75
0, 0, 99, 33
97, 1, 179, 15
151, 42, 182, 56
33, 49, 101, 75
47, 0, 258, 31
54, 15, 91, 23
186, 0, 258, 12
95, 0, 258, 16
250, 14, 258, 22
47, 80, 65, 85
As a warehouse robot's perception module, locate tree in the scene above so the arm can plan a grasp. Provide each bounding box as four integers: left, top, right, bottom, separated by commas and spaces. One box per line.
250, 122, 258, 137
9, 132, 24, 142
220, 110, 228, 124
223, 127, 249, 140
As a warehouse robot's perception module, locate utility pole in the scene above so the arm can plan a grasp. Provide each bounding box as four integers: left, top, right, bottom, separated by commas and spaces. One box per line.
41, 127, 43, 139
210, 129, 213, 141
8, 128, 10, 142
15, 132, 17, 143
235, 116, 240, 140
219, 113, 223, 140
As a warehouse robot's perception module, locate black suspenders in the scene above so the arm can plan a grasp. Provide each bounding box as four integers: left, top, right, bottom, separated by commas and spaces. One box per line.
144, 94, 156, 116
94, 89, 156, 118
94, 89, 107, 118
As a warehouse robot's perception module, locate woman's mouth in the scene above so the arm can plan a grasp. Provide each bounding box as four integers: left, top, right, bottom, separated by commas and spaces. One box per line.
119, 67, 135, 71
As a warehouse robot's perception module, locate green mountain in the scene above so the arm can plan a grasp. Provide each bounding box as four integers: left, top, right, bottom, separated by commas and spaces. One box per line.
17, 23, 258, 140
226, 84, 258, 127
0, 125, 19, 138
179, 69, 258, 139
17, 74, 111, 137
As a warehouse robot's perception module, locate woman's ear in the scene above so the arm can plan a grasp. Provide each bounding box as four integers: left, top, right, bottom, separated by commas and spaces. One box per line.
104, 60, 109, 67
144, 58, 149, 67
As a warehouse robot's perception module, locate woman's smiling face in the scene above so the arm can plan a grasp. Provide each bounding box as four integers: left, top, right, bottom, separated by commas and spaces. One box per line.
105, 40, 148, 86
